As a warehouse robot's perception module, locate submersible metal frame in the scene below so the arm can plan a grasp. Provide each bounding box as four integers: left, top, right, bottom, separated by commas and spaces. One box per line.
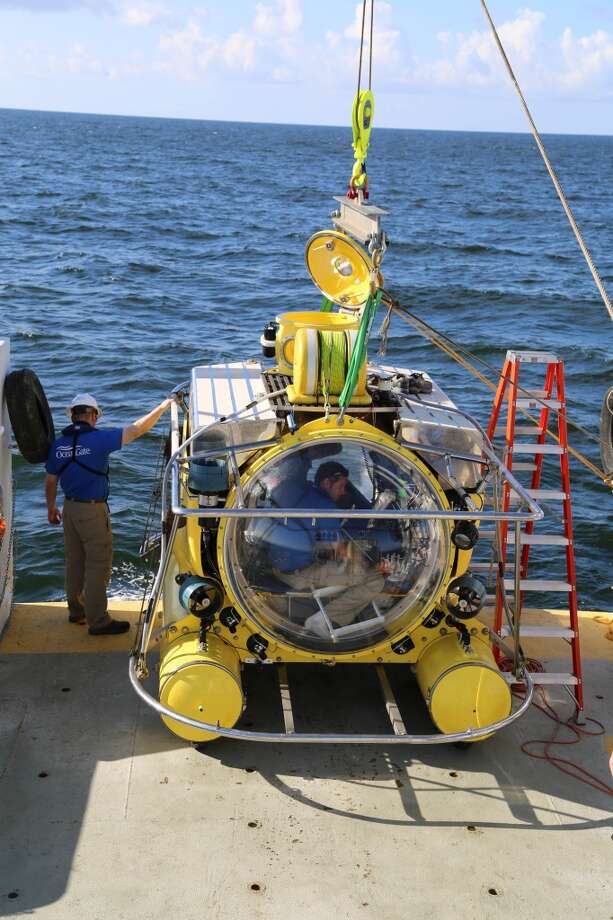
130, 397, 542, 744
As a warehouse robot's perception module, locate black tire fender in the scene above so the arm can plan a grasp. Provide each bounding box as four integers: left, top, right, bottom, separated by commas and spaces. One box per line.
601, 386, 613, 477
4, 369, 55, 464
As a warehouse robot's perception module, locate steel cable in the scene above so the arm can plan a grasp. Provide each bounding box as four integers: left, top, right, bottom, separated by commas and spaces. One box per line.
480, 0, 613, 323
368, 0, 374, 90
386, 298, 610, 484
355, 0, 367, 101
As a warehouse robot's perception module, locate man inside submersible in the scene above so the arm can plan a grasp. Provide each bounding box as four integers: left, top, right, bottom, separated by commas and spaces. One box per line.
260, 458, 398, 638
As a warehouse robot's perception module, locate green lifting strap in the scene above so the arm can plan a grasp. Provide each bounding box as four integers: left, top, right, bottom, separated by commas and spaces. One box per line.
338, 288, 383, 410
319, 296, 334, 313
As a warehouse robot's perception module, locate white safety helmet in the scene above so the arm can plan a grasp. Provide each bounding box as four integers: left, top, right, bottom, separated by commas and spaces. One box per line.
66, 393, 103, 418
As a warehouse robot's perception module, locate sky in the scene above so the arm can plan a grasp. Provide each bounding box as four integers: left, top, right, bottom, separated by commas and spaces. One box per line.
1, 1, 612, 133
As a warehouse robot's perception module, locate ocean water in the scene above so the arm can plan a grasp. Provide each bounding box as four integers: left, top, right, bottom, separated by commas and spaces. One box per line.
1, 108, 611, 609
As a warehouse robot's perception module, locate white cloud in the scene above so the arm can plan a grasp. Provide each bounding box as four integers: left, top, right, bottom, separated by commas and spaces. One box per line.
272, 65, 291, 82
559, 26, 613, 88
122, 2, 170, 27
223, 31, 256, 71
325, 29, 341, 50
0, 1, 111, 10
156, 0, 305, 81
46, 43, 103, 74
324, 2, 403, 85
497, 7, 545, 63
157, 19, 218, 78
423, 8, 545, 88
5, 1, 612, 109
158, 19, 202, 56
415, 10, 613, 95
254, 0, 302, 37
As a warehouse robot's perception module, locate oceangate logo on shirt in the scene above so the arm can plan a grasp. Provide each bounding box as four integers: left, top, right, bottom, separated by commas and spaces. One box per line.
56, 445, 93, 459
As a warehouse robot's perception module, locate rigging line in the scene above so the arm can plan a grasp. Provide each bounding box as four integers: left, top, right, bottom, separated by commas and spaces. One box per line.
368, 0, 374, 91
387, 294, 605, 451
479, 0, 613, 324
392, 302, 608, 482
356, 0, 367, 100
389, 302, 610, 484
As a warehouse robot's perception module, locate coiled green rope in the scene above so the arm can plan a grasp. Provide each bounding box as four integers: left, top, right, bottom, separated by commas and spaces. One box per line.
318, 329, 348, 405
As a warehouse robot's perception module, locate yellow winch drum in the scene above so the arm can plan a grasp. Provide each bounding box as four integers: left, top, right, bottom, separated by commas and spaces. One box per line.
275, 310, 359, 375
159, 631, 243, 742
287, 327, 370, 405
415, 634, 512, 738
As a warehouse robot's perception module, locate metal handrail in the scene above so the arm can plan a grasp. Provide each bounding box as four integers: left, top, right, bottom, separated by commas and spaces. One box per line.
165, 385, 541, 518
165, 433, 543, 523
129, 656, 535, 744
133, 400, 539, 698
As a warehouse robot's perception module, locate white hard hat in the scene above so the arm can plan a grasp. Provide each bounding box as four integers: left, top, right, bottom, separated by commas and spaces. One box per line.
66, 393, 103, 418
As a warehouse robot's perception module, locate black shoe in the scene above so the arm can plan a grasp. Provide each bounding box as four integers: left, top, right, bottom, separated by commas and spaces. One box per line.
68, 613, 86, 624
88, 619, 130, 636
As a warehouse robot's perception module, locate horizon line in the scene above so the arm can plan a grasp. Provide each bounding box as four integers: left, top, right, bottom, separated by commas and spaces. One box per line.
1, 105, 612, 140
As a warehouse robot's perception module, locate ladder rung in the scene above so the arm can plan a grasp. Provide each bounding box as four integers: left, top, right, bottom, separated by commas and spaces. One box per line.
509, 489, 567, 503
508, 533, 569, 546
528, 489, 567, 501
470, 562, 498, 572
509, 462, 537, 471
515, 389, 548, 399
503, 578, 573, 592
512, 444, 564, 455
478, 531, 570, 546
507, 351, 559, 364
500, 625, 575, 639
515, 398, 561, 409
495, 425, 543, 436
502, 672, 578, 686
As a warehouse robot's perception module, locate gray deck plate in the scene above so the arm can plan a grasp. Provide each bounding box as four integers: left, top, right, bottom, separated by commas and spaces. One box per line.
0, 651, 611, 919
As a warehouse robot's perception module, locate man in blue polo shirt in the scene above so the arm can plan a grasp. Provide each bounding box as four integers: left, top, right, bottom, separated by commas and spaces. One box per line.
264, 460, 386, 638
45, 392, 172, 635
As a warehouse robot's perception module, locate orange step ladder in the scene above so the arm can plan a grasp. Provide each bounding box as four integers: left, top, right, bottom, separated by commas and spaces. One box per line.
486, 349, 583, 715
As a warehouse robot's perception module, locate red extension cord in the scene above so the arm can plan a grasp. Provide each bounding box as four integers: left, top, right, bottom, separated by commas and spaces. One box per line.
499, 657, 613, 797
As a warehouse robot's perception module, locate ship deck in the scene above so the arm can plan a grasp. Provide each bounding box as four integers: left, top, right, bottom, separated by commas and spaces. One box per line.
1, 601, 611, 919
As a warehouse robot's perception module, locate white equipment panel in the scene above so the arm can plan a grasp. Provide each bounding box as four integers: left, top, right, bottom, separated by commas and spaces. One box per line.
190, 360, 278, 457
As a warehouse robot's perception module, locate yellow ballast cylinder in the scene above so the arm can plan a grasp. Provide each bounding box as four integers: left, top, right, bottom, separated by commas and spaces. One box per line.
159, 631, 243, 743
415, 634, 511, 739
287, 327, 370, 406
275, 310, 359, 375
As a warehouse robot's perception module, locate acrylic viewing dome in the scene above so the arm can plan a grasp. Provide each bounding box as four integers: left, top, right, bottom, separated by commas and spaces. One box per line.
221, 438, 450, 654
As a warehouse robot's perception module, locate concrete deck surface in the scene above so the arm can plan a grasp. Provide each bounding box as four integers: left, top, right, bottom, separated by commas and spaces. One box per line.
0, 602, 611, 919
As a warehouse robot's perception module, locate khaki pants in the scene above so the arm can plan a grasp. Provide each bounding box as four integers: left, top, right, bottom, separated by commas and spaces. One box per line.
277, 558, 385, 626
62, 500, 113, 629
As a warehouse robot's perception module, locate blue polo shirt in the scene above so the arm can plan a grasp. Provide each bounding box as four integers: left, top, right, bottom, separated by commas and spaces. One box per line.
46, 422, 124, 501
255, 482, 344, 573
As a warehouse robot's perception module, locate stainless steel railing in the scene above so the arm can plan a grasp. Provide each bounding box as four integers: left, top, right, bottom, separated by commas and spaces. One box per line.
130, 398, 540, 744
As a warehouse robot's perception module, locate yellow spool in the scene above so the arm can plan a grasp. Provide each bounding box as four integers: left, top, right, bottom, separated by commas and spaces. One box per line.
159, 631, 243, 743
275, 310, 359, 375
415, 634, 511, 739
289, 326, 369, 404
305, 231, 373, 308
